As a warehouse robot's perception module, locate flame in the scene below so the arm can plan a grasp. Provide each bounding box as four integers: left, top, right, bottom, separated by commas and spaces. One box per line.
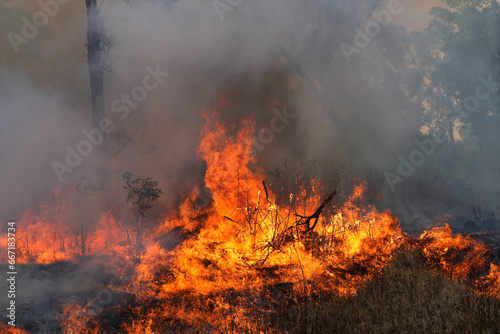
0, 199, 135, 265
479, 263, 500, 297
420, 224, 490, 280
4, 96, 500, 332
0, 324, 30, 334
126, 104, 407, 329
420, 224, 500, 297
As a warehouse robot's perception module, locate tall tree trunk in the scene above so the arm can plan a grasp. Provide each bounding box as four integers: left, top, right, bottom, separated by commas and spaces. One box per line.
86, 0, 106, 146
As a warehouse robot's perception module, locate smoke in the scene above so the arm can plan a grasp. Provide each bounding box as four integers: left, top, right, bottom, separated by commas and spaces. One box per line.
0, 70, 83, 217
0, 0, 497, 228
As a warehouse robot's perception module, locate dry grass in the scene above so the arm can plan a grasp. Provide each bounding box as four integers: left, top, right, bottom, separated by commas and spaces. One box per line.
272, 249, 500, 334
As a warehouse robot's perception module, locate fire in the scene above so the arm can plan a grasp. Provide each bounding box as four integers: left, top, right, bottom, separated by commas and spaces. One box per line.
2, 96, 500, 332
420, 223, 500, 297
60, 304, 100, 334
0, 324, 30, 334
124, 104, 407, 329
0, 204, 131, 265
420, 224, 490, 280
480, 263, 500, 297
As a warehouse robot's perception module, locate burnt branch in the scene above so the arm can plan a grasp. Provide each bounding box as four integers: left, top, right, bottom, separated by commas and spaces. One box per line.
296, 190, 337, 233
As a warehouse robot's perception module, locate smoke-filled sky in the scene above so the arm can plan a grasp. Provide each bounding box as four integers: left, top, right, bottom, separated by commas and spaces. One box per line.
1, 0, 497, 224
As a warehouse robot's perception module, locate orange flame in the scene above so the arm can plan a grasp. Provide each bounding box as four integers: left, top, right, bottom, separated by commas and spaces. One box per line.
4, 95, 500, 332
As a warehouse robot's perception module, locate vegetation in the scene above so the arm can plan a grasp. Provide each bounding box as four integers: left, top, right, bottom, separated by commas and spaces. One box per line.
116, 248, 500, 333
3, 1, 500, 333
122, 171, 163, 263
273, 249, 500, 334
72, 176, 104, 257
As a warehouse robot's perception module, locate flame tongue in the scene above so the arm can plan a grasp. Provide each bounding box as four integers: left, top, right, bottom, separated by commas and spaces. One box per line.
197, 110, 266, 220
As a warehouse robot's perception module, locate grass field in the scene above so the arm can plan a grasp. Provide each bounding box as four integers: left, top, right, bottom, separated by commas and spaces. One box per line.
272, 249, 500, 334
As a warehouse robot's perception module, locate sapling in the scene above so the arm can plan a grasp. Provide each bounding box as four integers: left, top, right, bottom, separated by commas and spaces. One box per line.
122, 171, 163, 263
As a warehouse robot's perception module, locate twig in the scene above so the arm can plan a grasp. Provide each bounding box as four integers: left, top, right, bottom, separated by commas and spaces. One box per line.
224, 216, 238, 223
295, 190, 337, 232
293, 242, 307, 292
262, 181, 269, 202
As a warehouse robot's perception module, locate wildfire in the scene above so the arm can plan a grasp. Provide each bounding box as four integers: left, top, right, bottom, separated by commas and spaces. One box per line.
420, 224, 490, 280
420, 223, 500, 297
0, 204, 131, 265
1, 96, 500, 332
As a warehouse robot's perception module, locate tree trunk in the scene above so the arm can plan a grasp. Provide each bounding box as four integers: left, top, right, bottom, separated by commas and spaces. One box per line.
86, 0, 106, 146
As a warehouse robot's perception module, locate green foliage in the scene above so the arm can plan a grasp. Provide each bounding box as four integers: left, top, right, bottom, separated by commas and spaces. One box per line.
122, 171, 163, 219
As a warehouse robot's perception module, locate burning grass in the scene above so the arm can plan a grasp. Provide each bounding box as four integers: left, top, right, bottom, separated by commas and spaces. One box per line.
1, 103, 500, 333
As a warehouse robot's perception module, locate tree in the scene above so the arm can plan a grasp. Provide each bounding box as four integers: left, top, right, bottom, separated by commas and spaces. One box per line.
415, 0, 500, 177
86, 0, 109, 146
72, 176, 104, 257
122, 172, 163, 263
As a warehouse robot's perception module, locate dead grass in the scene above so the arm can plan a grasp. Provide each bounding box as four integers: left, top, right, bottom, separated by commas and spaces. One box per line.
272, 249, 500, 334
